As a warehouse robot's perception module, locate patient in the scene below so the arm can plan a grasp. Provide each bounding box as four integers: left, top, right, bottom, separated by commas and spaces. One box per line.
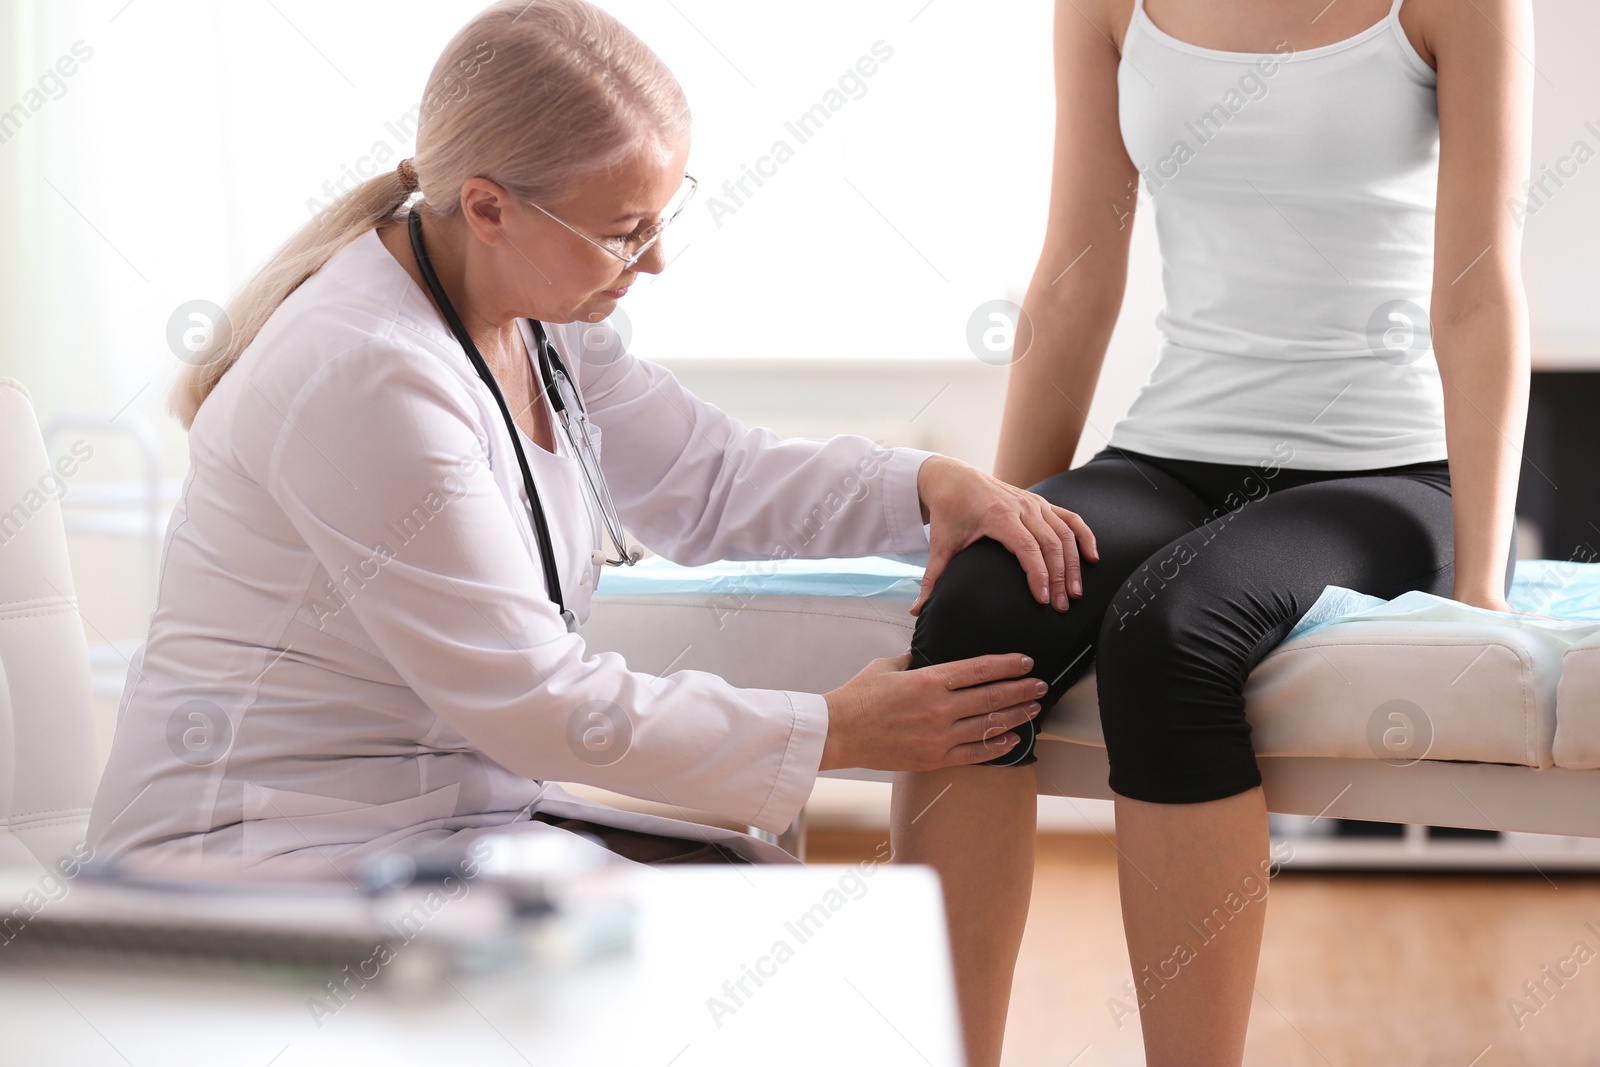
892, 0, 1535, 1064
85, 1, 1086, 882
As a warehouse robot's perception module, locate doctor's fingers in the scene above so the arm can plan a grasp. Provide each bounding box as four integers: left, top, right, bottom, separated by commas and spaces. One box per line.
909, 538, 966, 617
1049, 502, 1099, 565
947, 732, 1026, 764
994, 509, 1066, 611
920, 652, 1036, 693
928, 673, 1050, 730
1037, 501, 1095, 600
953, 703, 1043, 750
1017, 507, 1075, 610
1021, 499, 1100, 605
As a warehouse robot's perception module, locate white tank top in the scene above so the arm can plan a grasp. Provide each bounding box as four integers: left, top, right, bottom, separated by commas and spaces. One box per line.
1104, 0, 1448, 470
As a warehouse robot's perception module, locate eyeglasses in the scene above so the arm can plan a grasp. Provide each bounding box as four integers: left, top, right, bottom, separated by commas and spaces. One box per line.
526, 173, 698, 269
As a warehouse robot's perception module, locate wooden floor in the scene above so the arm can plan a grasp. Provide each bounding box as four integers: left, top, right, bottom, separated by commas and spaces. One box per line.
807, 830, 1600, 1067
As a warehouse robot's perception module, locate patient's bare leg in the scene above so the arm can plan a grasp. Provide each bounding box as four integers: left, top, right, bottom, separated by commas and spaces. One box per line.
891, 763, 1037, 1067
1113, 785, 1269, 1067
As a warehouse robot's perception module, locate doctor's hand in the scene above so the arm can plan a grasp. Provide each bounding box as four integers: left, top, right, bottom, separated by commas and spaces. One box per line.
912, 455, 1099, 616
819, 651, 1045, 771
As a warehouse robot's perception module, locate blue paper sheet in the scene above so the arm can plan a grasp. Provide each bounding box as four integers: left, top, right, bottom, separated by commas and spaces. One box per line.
1283, 559, 1600, 648
594, 555, 925, 600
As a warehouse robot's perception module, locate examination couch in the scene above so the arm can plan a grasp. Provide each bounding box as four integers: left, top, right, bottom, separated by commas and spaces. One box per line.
582, 549, 1600, 857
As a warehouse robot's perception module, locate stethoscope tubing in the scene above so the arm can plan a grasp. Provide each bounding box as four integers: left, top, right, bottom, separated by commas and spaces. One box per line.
539, 348, 636, 569
407, 205, 599, 632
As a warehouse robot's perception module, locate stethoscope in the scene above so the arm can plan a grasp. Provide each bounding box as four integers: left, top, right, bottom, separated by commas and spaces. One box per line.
407, 205, 640, 635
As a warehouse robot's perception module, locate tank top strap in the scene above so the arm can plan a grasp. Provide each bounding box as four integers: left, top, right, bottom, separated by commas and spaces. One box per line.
1388, 0, 1407, 20
1127, 0, 1149, 44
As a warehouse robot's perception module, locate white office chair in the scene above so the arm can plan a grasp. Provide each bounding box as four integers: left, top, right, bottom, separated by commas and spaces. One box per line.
0, 379, 100, 873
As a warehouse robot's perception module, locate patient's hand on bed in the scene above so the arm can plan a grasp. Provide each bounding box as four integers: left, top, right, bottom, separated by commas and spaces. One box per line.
818, 650, 1046, 771
1455, 585, 1568, 621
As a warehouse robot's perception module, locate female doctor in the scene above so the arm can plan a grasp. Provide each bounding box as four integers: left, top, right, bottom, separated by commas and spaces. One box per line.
85, 0, 1093, 876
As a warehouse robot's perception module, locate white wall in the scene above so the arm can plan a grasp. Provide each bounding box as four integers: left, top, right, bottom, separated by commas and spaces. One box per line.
1518, 0, 1600, 365
3, 0, 1592, 450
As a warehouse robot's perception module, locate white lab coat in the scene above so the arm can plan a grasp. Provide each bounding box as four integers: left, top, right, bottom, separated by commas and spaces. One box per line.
85, 228, 935, 877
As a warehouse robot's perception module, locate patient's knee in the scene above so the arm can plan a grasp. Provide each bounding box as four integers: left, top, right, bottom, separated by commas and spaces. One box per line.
1093, 581, 1262, 802
1095, 579, 1244, 703
1097, 557, 1184, 637
910, 537, 1042, 668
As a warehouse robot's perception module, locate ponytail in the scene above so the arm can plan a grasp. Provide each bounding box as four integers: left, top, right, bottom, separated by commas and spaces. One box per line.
169, 0, 690, 429
170, 170, 415, 428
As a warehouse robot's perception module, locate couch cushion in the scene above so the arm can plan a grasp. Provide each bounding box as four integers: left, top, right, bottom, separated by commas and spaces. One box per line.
1557, 629, 1600, 769
585, 590, 917, 695
1039, 620, 1556, 768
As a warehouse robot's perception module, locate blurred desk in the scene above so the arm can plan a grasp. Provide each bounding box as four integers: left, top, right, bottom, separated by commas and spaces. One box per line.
0, 865, 961, 1067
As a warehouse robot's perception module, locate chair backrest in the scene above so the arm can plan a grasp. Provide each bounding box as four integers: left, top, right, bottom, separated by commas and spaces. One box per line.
0, 378, 98, 872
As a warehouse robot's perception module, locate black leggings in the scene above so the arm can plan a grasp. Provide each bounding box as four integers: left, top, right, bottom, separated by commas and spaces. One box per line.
909, 444, 1518, 804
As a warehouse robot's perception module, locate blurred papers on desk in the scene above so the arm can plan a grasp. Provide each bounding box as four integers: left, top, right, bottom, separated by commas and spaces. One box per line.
0, 824, 636, 997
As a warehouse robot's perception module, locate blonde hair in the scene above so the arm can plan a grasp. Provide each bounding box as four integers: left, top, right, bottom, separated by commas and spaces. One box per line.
171, 0, 689, 429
